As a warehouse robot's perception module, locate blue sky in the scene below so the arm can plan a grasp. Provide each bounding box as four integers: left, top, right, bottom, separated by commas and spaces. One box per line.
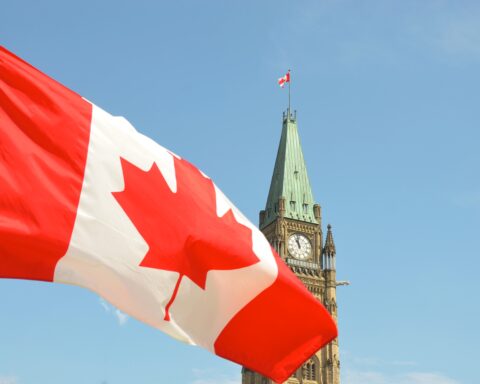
1, 1, 479, 383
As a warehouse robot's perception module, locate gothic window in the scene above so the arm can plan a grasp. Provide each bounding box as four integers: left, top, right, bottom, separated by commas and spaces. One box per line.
303, 360, 316, 381
274, 203, 278, 213
290, 201, 296, 210
303, 203, 308, 214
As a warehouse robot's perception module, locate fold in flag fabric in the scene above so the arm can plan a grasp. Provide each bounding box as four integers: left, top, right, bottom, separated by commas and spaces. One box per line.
278, 70, 290, 88
0, 47, 337, 383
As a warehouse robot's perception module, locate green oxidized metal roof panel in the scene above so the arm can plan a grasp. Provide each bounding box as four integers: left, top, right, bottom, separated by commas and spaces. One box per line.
263, 116, 317, 227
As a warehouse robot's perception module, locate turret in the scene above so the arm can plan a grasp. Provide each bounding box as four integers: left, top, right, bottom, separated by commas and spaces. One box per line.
322, 224, 340, 384
323, 224, 336, 270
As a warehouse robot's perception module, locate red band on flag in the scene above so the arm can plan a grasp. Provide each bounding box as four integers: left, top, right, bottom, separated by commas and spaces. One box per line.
0, 47, 92, 281
214, 253, 338, 383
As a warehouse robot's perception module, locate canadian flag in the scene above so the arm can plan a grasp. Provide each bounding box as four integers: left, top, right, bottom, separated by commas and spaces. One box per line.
278, 70, 290, 88
0, 47, 337, 383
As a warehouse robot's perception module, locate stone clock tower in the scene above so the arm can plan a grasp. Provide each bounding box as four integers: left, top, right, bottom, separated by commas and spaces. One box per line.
242, 110, 341, 384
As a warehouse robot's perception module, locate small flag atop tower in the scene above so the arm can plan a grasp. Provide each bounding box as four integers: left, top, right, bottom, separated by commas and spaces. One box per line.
278, 69, 292, 117
278, 70, 290, 88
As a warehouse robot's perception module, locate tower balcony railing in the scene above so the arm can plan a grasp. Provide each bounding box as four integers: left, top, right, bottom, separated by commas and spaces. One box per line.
286, 258, 319, 270
283, 109, 297, 122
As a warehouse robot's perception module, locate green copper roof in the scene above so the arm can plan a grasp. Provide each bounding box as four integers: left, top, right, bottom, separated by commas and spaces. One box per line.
263, 113, 317, 227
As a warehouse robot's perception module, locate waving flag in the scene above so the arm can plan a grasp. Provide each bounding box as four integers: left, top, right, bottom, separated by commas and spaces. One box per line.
0, 47, 337, 383
278, 70, 290, 88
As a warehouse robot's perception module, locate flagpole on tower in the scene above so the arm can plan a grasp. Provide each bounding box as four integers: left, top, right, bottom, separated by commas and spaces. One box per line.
288, 69, 291, 120
278, 69, 292, 120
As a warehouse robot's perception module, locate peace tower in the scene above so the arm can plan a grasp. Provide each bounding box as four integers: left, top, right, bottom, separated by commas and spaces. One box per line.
242, 110, 341, 384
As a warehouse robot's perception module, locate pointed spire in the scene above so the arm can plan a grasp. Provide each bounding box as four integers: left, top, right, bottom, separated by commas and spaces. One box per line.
323, 224, 336, 271
324, 224, 336, 256
261, 111, 317, 228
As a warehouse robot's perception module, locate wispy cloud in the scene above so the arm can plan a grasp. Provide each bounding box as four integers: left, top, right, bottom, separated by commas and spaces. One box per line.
453, 189, 480, 208
0, 376, 18, 384
342, 352, 458, 384
191, 368, 240, 384
406, 3, 480, 59
114, 309, 129, 325
99, 298, 129, 326
433, 15, 480, 56
191, 378, 239, 384
391, 360, 417, 367
344, 370, 461, 384
343, 351, 416, 368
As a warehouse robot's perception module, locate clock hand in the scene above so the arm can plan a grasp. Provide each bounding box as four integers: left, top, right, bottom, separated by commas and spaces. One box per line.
296, 236, 301, 248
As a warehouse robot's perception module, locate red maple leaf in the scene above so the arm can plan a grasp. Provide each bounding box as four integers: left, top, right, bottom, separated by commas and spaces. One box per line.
113, 156, 259, 321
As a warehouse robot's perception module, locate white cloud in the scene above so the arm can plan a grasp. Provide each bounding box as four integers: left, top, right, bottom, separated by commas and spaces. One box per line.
342, 351, 459, 384
99, 298, 110, 312
114, 309, 129, 325
391, 360, 417, 367
191, 368, 241, 384
344, 370, 460, 384
342, 351, 416, 368
406, 4, 480, 59
453, 190, 480, 208
434, 16, 480, 56
351, 356, 381, 366
191, 378, 239, 384
99, 298, 129, 326
0, 376, 18, 384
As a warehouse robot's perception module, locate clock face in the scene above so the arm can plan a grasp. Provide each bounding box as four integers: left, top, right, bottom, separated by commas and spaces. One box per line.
287, 234, 312, 260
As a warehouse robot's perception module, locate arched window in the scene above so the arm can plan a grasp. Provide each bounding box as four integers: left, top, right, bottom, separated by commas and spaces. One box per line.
302, 358, 318, 381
